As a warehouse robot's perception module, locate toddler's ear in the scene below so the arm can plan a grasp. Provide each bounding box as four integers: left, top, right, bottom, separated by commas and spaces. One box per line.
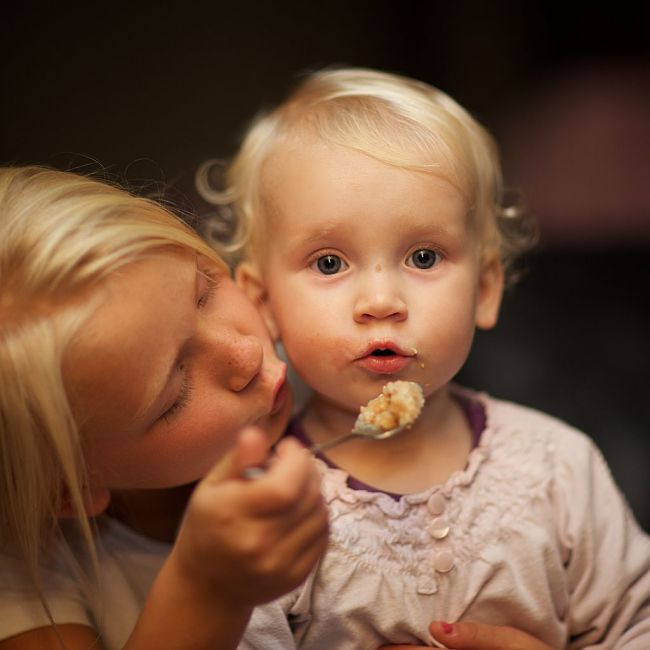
235, 262, 280, 340
475, 256, 504, 330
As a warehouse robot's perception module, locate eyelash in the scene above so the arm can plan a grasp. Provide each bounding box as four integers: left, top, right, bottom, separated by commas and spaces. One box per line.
197, 270, 219, 308
161, 373, 193, 423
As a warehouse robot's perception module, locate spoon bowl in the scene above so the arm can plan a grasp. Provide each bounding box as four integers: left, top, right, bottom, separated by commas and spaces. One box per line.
311, 380, 424, 454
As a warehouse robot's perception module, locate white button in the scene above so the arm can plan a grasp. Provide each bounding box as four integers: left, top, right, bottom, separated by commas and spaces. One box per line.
433, 550, 455, 573
428, 516, 450, 540
427, 493, 446, 515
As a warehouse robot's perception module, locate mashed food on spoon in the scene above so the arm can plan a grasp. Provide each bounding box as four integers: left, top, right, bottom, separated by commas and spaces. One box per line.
356, 381, 425, 432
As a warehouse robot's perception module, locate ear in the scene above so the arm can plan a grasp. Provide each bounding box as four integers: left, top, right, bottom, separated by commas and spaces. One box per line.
59, 486, 111, 518
475, 256, 505, 330
235, 262, 280, 340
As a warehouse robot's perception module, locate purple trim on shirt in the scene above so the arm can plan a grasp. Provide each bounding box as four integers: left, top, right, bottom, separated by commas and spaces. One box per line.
285, 391, 487, 500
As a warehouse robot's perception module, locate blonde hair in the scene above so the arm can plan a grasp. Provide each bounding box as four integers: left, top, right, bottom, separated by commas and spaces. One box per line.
198, 67, 536, 281
0, 166, 226, 620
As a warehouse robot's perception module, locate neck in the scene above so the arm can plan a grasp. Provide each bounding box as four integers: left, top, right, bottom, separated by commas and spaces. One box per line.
107, 484, 195, 543
302, 386, 473, 494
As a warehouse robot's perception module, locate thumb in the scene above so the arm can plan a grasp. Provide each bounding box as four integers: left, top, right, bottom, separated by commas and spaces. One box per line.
204, 426, 271, 483
430, 621, 553, 650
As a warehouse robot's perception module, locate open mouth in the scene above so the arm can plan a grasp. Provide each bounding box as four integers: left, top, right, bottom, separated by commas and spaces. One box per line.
371, 348, 398, 357
356, 345, 412, 374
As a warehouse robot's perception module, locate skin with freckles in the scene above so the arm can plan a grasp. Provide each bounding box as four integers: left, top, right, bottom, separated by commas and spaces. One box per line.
2, 248, 326, 650
67, 249, 291, 491
0, 165, 328, 650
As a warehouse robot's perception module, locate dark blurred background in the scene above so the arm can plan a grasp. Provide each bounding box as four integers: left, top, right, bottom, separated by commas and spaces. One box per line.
2, 1, 649, 529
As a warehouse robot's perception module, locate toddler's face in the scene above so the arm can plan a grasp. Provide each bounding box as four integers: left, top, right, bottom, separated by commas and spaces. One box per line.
66, 249, 291, 489
249, 140, 502, 415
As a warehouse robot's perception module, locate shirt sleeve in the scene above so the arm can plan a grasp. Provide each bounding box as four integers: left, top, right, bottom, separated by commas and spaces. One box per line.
237, 599, 297, 650
0, 552, 91, 641
558, 439, 650, 649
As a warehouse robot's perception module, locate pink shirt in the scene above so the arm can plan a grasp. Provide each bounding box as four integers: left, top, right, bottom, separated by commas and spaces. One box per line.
240, 389, 650, 649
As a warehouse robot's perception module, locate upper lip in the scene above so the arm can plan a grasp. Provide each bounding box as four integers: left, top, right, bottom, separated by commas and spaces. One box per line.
356, 340, 417, 359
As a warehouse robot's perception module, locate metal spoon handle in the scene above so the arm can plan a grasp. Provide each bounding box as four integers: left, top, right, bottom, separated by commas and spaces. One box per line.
310, 431, 360, 454
243, 431, 361, 478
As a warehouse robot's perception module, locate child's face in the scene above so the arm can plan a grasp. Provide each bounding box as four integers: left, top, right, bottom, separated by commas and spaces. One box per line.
244, 140, 503, 414
66, 249, 291, 489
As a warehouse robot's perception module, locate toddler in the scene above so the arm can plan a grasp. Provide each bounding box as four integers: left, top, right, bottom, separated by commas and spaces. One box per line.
200, 67, 650, 649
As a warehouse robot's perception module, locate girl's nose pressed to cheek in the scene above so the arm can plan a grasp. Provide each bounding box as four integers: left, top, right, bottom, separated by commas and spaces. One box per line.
225, 335, 265, 392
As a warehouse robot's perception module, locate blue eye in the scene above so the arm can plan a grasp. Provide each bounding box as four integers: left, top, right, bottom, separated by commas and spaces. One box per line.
408, 248, 439, 270
316, 254, 346, 275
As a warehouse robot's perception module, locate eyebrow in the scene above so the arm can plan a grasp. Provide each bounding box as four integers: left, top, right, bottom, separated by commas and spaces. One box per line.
286, 220, 353, 246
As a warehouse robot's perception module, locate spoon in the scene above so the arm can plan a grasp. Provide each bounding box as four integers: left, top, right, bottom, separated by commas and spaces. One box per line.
243, 381, 424, 478
311, 380, 425, 453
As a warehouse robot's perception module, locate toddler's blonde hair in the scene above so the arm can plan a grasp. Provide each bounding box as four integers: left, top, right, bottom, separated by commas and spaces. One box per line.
198, 67, 536, 280
0, 166, 226, 619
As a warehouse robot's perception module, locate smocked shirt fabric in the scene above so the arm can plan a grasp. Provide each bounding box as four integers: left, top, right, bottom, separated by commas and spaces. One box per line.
239, 389, 650, 649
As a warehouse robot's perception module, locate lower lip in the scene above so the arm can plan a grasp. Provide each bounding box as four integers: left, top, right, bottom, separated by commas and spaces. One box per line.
355, 355, 411, 374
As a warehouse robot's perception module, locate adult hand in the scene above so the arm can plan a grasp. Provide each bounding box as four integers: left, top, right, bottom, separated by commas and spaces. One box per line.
379, 620, 554, 650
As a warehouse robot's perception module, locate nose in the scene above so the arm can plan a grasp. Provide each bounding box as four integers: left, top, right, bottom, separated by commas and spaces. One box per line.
225, 333, 264, 392
200, 321, 264, 392
353, 272, 408, 323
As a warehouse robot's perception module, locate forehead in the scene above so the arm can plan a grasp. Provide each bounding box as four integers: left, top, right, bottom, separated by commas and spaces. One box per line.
64, 251, 196, 433
261, 139, 468, 233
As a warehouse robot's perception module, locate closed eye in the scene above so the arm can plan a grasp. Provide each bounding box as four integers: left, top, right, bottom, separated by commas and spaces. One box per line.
160, 370, 193, 423
197, 267, 220, 308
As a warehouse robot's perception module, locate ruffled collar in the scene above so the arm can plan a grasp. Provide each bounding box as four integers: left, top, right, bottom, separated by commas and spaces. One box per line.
286, 386, 496, 514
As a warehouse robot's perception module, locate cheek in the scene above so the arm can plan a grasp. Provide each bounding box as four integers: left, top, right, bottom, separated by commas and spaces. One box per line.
415, 283, 478, 361
228, 285, 272, 335
144, 415, 240, 487
276, 312, 347, 386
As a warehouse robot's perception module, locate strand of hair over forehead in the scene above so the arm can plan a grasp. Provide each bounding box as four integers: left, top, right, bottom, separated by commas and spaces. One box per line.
0, 169, 225, 302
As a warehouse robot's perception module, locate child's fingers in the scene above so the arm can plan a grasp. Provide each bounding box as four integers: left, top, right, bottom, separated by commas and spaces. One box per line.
429, 621, 553, 650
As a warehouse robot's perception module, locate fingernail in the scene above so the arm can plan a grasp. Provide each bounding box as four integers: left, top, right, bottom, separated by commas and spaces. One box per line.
441, 622, 454, 634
